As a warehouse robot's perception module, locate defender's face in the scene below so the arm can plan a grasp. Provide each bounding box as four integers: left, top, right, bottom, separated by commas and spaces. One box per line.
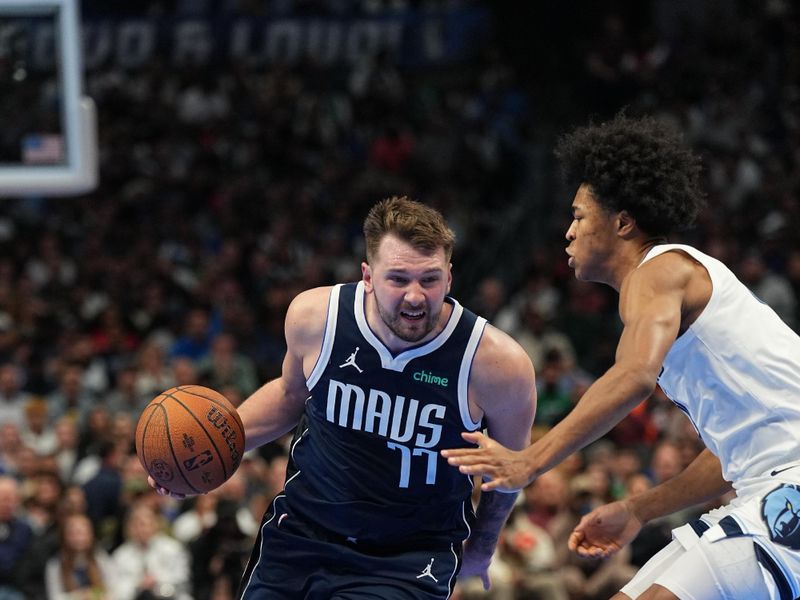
565, 185, 619, 282
362, 234, 451, 346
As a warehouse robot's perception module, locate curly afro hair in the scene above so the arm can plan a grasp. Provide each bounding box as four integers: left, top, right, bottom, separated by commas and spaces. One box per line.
555, 114, 705, 236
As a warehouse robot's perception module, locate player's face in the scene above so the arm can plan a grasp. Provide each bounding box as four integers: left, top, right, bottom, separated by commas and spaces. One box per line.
565, 185, 620, 283
362, 234, 452, 347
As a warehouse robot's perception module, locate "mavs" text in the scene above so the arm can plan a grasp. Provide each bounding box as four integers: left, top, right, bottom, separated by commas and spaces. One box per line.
326, 379, 446, 487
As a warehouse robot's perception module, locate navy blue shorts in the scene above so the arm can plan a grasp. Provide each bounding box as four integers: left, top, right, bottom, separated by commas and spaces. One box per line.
238, 495, 462, 599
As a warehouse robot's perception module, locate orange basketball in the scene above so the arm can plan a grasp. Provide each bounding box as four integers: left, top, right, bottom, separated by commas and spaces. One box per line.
135, 385, 246, 495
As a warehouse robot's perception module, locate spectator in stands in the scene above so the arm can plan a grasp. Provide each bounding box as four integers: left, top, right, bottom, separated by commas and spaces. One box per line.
19, 397, 57, 457
172, 493, 219, 545
170, 357, 198, 388
106, 365, 149, 420
507, 474, 573, 599
45, 512, 116, 600
189, 499, 251, 600
0, 364, 30, 429
77, 406, 113, 461
169, 308, 214, 362
196, 332, 259, 398
22, 469, 62, 536
508, 299, 576, 370
0, 476, 32, 600
82, 440, 124, 540
738, 247, 798, 329
0, 425, 23, 477
53, 417, 81, 485
48, 363, 97, 427
111, 502, 191, 600
133, 341, 175, 402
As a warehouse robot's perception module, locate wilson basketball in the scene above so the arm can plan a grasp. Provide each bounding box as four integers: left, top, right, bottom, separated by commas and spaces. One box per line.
135, 385, 245, 495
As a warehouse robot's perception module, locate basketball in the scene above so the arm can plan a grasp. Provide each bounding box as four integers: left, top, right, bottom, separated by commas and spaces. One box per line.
135, 385, 246, 495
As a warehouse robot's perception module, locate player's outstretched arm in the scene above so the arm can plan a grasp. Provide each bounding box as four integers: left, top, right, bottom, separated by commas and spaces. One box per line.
458, 325, 537, 589
444, 258, 689, 491
569, 449, 731, 558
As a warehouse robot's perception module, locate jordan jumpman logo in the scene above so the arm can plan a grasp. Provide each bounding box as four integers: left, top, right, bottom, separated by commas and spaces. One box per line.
339, 347, 363, 373
416, 558, 438, 582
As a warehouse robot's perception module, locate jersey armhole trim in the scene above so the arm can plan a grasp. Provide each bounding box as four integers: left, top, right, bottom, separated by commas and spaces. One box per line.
458, 317, 487, 431
306, 284, 342, 390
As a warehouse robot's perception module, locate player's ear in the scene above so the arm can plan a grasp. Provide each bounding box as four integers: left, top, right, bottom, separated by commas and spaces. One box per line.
617, 210, 637, 238
362, 262, 373, 292
446, 264, 453, 294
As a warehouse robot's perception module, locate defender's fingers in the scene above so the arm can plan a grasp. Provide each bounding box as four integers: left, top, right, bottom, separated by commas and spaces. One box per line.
574, 544, 605, 558
441, 447, 484, 459
457, 462, 495, 476
479, 478, 510, 492
568, 530, 584, 551
444, 452, 492, 466
578, 542, 618, 559
461, 431, 486, 445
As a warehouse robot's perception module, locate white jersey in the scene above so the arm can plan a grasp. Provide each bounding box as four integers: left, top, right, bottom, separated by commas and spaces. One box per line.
641, 244, 800, 491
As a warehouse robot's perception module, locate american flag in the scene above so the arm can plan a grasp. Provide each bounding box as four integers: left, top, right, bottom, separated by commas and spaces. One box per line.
21, 133, 64, 165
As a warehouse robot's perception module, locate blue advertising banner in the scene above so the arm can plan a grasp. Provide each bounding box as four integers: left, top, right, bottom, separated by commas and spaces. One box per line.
3, 8, 492, 71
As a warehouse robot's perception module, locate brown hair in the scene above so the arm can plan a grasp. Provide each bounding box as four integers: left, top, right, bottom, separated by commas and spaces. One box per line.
363, 196, 455, 263
58, 513, 106, 594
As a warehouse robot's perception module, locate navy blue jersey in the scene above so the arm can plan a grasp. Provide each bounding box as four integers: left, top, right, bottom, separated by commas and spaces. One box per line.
282, 282, 487, 548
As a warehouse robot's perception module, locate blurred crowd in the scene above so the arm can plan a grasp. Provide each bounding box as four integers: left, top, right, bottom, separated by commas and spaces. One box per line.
1, 0, 799, 598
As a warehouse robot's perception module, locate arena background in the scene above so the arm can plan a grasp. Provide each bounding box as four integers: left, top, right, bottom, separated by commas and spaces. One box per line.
0, 1, 798, 599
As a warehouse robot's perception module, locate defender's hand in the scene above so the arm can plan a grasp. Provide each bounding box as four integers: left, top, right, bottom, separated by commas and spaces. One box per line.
441, 431, 533, 493
568, 500, 643, 559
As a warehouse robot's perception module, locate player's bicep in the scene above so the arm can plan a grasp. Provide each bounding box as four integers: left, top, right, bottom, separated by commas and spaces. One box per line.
482, 385, 537, 452
282, 286, 331, 401
238, 288, 328, 447
471, 328, 537, 451
277, 349, 309, 404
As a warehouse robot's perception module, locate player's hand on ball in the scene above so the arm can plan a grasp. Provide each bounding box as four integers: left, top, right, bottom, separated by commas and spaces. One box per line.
135, 385, 245, 496
147, 475, 186, 500
441, 431, 533, 493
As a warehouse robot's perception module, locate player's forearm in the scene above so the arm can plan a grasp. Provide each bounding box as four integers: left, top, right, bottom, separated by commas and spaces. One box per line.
238, 378, 306, 451
525, 364, 654, 477
469, 489, 518, 550
627, 448, 732, 524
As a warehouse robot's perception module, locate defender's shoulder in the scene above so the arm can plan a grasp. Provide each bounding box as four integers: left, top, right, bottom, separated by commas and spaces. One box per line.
627, 250, 699, 293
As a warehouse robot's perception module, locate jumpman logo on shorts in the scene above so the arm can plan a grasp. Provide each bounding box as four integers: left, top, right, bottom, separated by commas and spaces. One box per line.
339, 347, 363, 373
416, 558, 438, 582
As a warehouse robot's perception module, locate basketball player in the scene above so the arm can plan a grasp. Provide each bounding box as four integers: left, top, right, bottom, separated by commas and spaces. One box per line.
151, 197, 537, 598
442, 114, 800, 599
